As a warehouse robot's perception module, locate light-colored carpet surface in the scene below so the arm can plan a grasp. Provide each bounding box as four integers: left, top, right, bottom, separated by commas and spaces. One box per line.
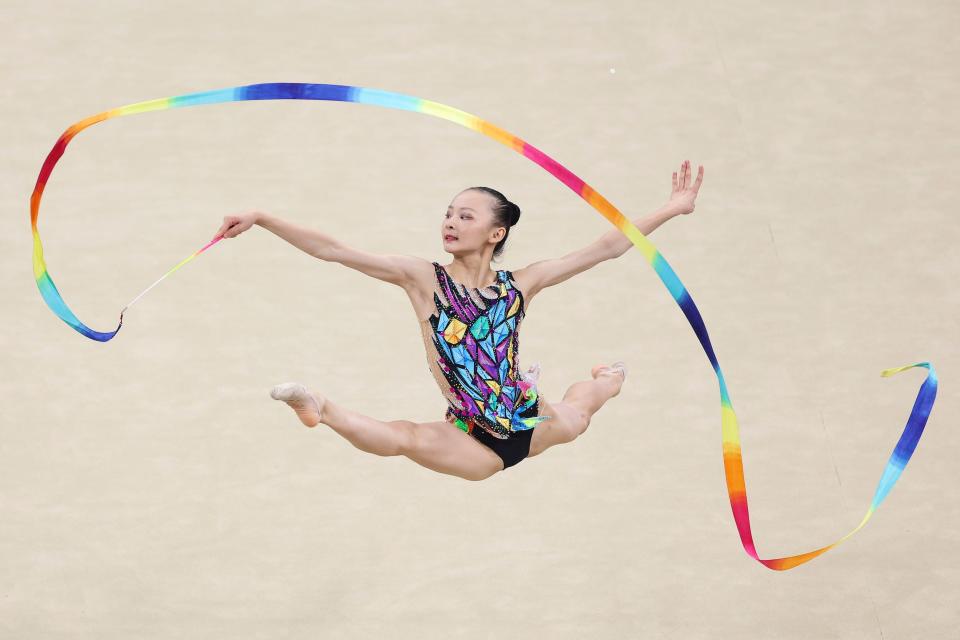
2, 1, 957, 637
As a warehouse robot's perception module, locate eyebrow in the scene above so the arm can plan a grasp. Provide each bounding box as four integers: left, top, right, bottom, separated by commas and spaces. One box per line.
447, 206, 476, 212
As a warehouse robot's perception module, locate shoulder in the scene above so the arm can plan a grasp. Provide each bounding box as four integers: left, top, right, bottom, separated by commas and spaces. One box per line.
399, 258, 445, 321
404, 257, 441, 292
505, 265, 536, 297
504, 266, 541, 314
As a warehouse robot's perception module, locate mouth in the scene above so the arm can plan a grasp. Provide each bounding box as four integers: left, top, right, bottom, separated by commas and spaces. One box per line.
444, 235, 458, 242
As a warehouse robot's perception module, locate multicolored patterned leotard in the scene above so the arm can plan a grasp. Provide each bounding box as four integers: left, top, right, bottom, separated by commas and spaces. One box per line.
427, 262, 551, 438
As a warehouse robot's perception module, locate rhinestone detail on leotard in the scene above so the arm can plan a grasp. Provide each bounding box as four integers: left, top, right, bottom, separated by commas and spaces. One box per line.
428, 262, 551, 437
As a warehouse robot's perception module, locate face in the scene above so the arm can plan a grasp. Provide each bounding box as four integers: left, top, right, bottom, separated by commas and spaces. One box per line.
441, 190, 505, 255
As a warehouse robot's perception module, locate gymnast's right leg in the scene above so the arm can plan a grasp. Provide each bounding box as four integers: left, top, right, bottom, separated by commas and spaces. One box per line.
269, 383, 503, 481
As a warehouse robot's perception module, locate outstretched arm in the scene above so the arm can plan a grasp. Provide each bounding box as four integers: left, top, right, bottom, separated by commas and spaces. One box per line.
515, 160, 705, 297
216, 210, 424, 289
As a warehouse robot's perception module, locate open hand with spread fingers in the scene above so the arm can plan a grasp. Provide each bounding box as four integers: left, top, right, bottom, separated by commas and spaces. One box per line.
667, 159, 705, 216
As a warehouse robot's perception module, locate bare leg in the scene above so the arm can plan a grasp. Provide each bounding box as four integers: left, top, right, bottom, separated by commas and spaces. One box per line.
528, 362, 627, 457
567, 361, 627, 418
269, 383, 503, 480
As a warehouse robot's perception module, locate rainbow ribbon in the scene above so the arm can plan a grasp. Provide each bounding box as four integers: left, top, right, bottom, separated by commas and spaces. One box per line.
30, 82, 938, 570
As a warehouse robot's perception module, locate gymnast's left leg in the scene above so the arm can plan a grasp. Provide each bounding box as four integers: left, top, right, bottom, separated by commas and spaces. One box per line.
527, 362, 627, 458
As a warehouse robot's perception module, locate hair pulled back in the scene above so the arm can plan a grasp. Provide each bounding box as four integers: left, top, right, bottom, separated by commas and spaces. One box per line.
466, 186, 521, 262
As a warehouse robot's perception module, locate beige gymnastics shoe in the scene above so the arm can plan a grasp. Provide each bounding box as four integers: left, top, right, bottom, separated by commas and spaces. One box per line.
270, 382, 325, 428
590, 361, 628, 380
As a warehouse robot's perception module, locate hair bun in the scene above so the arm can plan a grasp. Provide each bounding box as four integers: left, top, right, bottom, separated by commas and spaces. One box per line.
509, 203, 521, 226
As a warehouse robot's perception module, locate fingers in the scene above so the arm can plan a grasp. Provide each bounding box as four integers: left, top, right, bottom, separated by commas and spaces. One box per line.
215, 222, 234, 239
692, 164, 704, 192
675, 160, 704, 191
216, 214, 245, 239
671, 169, 678, 193
673, 159, 688, 192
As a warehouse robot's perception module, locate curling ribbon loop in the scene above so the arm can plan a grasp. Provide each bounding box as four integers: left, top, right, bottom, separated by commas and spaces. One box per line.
30, 82, 938, 569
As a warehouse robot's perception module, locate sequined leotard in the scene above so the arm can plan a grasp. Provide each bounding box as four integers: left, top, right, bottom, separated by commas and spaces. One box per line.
422, 262, 551, 449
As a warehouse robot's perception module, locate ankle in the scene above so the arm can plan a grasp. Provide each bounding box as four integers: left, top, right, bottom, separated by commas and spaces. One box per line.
314, 396, 334, 425
596, 373, 623, 396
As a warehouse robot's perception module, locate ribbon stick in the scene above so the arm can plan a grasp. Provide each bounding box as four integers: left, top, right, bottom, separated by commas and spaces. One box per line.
30, 82, 938, 569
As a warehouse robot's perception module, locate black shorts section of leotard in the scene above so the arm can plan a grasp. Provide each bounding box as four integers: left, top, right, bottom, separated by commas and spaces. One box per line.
448, 397, 540, 469
467, 424, 531, 469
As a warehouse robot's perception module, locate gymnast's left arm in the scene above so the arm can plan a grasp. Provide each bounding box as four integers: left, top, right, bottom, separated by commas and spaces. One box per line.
602, 159, 705, 259
515, 160, 705, 296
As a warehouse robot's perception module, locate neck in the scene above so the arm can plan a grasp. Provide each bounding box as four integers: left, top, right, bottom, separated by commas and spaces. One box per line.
447, 255, 497, 288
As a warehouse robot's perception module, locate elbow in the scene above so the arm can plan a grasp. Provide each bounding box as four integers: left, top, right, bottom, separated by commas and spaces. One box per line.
600, 238, 624, 261
314, 240, 340, 263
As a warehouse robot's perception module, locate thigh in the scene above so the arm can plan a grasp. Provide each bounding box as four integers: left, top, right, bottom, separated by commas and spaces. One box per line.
403, 419, 505, 480
528, 399, 584, 458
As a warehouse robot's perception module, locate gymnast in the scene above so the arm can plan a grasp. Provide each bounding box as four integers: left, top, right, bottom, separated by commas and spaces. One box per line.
214, 159, 704, 480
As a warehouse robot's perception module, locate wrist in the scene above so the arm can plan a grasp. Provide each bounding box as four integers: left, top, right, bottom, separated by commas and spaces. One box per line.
660, 203, 684, 217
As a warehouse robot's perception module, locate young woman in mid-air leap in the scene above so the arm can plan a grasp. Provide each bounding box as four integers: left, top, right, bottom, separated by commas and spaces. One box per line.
214, 160, 704, 481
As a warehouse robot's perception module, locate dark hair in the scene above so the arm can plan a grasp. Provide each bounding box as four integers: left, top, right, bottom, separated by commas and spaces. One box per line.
466, 186, 521, 263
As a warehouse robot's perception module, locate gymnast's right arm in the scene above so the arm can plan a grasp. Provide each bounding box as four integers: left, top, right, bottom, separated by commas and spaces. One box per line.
215, 211, 421, 288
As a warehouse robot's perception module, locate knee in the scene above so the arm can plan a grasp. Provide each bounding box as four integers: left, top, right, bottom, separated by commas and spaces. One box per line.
548, 405, 590, 444
387, 420, 418, 457
572, 410, 590, 438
